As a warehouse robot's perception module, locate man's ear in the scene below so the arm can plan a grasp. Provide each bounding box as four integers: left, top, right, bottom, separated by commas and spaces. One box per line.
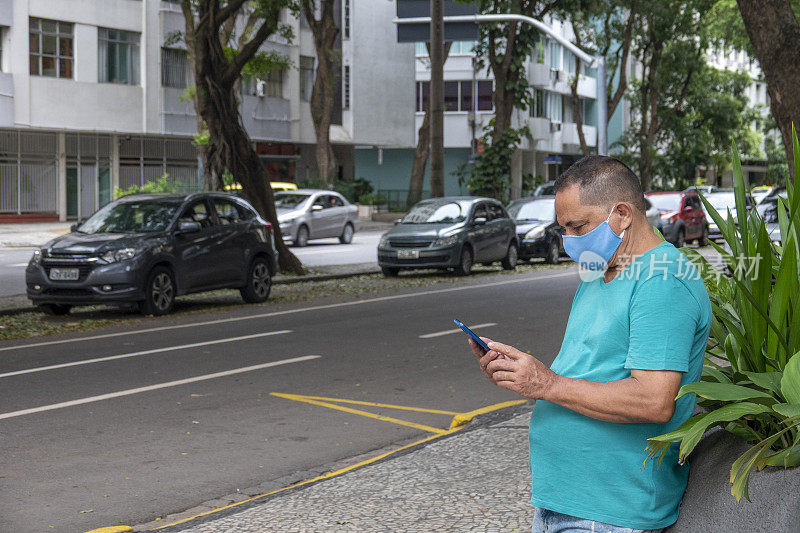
615, 202, 635, 232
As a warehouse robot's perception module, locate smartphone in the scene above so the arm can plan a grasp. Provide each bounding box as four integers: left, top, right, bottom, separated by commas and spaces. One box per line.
454, 318, 491, 354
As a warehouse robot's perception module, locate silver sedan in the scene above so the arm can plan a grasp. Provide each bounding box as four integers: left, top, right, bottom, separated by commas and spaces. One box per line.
276, 190, 361, 246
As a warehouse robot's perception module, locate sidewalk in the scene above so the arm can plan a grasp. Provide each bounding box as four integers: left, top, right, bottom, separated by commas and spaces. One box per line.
0, 222, 71, 247
147, 405, 535, 532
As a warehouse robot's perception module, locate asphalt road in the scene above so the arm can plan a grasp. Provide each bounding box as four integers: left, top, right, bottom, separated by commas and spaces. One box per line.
0, 267, 579, 532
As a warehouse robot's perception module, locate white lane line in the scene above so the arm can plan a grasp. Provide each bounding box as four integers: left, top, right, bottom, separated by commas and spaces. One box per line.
419, 322, 497, 339
8, 262, 29, 267
0, 330, 292, 379
1, 269, 577, 352
0, 355, 320, 421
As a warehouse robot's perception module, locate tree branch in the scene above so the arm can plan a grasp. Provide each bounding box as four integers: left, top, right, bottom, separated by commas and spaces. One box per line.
217, 0, 249, 27
224, 16, 280, 83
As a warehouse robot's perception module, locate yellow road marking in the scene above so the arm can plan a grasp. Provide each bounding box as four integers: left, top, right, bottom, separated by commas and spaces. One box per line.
449, 400, 527, 429
272, 393, 460, 415
271, 393, 449, 434
83, 527, 133, 533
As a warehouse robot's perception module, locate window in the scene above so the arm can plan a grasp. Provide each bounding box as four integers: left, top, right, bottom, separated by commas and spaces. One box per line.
416, 81, 430, 112
213, 199, 244, 225
99, 28, 140, 84
0, 27, 5, 72
565, 50, 575, 74
583, 98, 597, 127
547, 92, 562, 122
531, 88, 546, 118
263, 69, 283, 97
460, 81, 473, 112
444, 81, 459, 111
180, 201, 212, 229
415, 42, 426, 57
343, 0, 350, 39
300, 55, 314, 102
161, 48, 190, 88
342, 65, 350, 109
29, 18, 73, 78
450, 41, 477, 55
548, 40, 561, 70
534, 38, 545, 64
477, 80, 493, 111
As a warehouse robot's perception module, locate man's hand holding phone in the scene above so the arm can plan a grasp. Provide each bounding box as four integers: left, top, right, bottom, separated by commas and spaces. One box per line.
468, 336, 504, 381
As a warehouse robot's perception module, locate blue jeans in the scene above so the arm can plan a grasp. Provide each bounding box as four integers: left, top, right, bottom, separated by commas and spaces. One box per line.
532, 507, 664, 533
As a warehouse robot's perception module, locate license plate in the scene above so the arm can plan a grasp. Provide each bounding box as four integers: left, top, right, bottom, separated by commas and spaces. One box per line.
49, 268, 80, 281
397, 250, 420, 259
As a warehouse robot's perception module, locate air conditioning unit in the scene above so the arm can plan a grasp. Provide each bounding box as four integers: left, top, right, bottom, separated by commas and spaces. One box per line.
550, 122, 561, 133
256, 80, 266, 97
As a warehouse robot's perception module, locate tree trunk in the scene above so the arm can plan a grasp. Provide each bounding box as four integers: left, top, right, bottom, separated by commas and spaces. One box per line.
737, 0, 800, 178
407, 42, 451, 207
408, 111, 430, 208
570, 50, 590, 156
303, 1, 339, 185
188, 13, 303, 275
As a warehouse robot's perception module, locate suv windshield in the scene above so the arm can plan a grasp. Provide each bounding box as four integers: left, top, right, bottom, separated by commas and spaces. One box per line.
402, 201, 468, 224
647, 194, 681, 211
508, 199, 555, 221
275, 193, 311, 209
78, 199, 181, 234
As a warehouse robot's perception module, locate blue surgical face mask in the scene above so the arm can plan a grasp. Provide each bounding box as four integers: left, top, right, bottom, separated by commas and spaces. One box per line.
562, 207, 624, 273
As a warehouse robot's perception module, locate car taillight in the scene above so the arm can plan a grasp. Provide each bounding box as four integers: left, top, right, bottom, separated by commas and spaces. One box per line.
264, 221, 273, 232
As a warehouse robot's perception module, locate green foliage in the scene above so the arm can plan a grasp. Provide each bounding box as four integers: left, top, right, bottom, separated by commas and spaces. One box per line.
113, 175, 178, 199
459, 124, 531, 202
224, 47, 293, 80
179, 85, 196, 104
357, 193, 387, 205
192, 131, 210, 147
334, 178, 373, 203
646, 127, 800, 501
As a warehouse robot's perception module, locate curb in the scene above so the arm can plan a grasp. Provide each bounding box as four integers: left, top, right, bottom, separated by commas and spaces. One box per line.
0, 268, 382, 318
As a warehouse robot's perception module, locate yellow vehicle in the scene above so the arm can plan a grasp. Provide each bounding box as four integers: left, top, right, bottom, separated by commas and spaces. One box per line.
224, 182, 298, 193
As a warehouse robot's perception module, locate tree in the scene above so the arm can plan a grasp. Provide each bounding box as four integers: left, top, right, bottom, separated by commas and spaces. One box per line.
180, 0, 304, 274
613, 0, 715, 190
407, 42, 452, 208
298, 0, 339, 185
736, 0, 800, 179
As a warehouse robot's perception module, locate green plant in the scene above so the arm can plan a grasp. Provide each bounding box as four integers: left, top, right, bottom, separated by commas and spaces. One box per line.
335, 178, 373, 203
113, 174, 178, 199
646, 125, 800, 501
297, 177, 328, 190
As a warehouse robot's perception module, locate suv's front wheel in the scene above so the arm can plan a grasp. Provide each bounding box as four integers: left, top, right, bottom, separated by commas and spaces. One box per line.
39, 303, 72, 316
139, 266, 176, 316
240, 256, 272, 303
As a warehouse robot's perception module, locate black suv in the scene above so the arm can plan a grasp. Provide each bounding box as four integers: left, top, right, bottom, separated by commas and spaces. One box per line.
26, 193, 278, 316
378, 196, 518, 276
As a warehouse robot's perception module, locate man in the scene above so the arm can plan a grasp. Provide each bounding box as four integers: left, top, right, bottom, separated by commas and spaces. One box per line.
469, 156, 711, 532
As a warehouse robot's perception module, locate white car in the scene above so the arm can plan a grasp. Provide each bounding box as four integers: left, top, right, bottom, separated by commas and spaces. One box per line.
276, 190, 361, 247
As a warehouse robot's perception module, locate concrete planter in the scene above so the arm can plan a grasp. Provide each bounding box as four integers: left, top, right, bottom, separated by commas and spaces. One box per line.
666, 427, 799, 532
357, 204, 376, 220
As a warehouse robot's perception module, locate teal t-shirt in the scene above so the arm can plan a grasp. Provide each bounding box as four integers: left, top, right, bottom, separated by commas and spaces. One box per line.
529, 242, 712, 529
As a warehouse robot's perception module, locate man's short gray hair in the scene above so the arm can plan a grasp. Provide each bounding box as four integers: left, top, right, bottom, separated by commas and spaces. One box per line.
554, 156, 647, 213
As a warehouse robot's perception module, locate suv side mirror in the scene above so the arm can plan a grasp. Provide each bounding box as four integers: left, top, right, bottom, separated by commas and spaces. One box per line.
312, 204, 324, 212
473, 217, 487, 226
177, 220, 201, 233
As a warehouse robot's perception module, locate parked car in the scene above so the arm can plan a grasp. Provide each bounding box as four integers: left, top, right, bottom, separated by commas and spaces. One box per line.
534, 181, 556, 197
506, 196, 564, 264
377, 197, 518, 276
751, 185, 784, 207
26, 193, 278, 316
644, 197, 660, 229
275, 190, 360, 246
646, 191, 708, 247
702, 191, 754, 240
683, 185, 719, 195
224, 181, 299, 195
756, 192, 788, 247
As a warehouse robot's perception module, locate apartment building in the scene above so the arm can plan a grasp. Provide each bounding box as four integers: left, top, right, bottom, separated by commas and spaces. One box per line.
353, 16, 628, 205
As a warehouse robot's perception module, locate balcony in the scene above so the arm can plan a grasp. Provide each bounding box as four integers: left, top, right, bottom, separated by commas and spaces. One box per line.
0, 0, 12, 26
0, 73, 12, 127
530, 117, 551, 141
562, 123, 597, 148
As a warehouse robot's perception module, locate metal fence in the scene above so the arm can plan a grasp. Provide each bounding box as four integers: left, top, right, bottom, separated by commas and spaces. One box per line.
0, 130, 58, 214
375, 189, 431, 212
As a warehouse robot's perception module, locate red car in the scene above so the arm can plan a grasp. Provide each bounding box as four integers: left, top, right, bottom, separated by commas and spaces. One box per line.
645, 191, 708, 247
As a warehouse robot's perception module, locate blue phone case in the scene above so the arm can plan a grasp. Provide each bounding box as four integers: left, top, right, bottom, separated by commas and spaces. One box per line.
454, 319, 491, 353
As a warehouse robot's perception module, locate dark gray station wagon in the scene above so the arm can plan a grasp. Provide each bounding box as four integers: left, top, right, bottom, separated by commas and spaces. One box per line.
377, 196, 518, 276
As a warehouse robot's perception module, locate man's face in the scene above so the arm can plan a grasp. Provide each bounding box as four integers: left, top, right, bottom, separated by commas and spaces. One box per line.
555, 185, 610, 237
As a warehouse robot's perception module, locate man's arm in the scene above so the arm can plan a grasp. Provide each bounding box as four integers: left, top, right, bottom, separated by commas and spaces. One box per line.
478, 340, 683, 424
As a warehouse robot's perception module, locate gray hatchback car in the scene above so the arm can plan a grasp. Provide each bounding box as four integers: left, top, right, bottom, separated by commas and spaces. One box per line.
276, 190, 360, 247
377, 197, 518, 276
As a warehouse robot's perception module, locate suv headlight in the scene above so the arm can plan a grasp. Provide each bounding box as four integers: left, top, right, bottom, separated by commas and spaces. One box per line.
379, 235, 390, 248
433, 234, 459, 247
31, 249, 43, 265
524, 227, 546, 240
101, 248, 137, 263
